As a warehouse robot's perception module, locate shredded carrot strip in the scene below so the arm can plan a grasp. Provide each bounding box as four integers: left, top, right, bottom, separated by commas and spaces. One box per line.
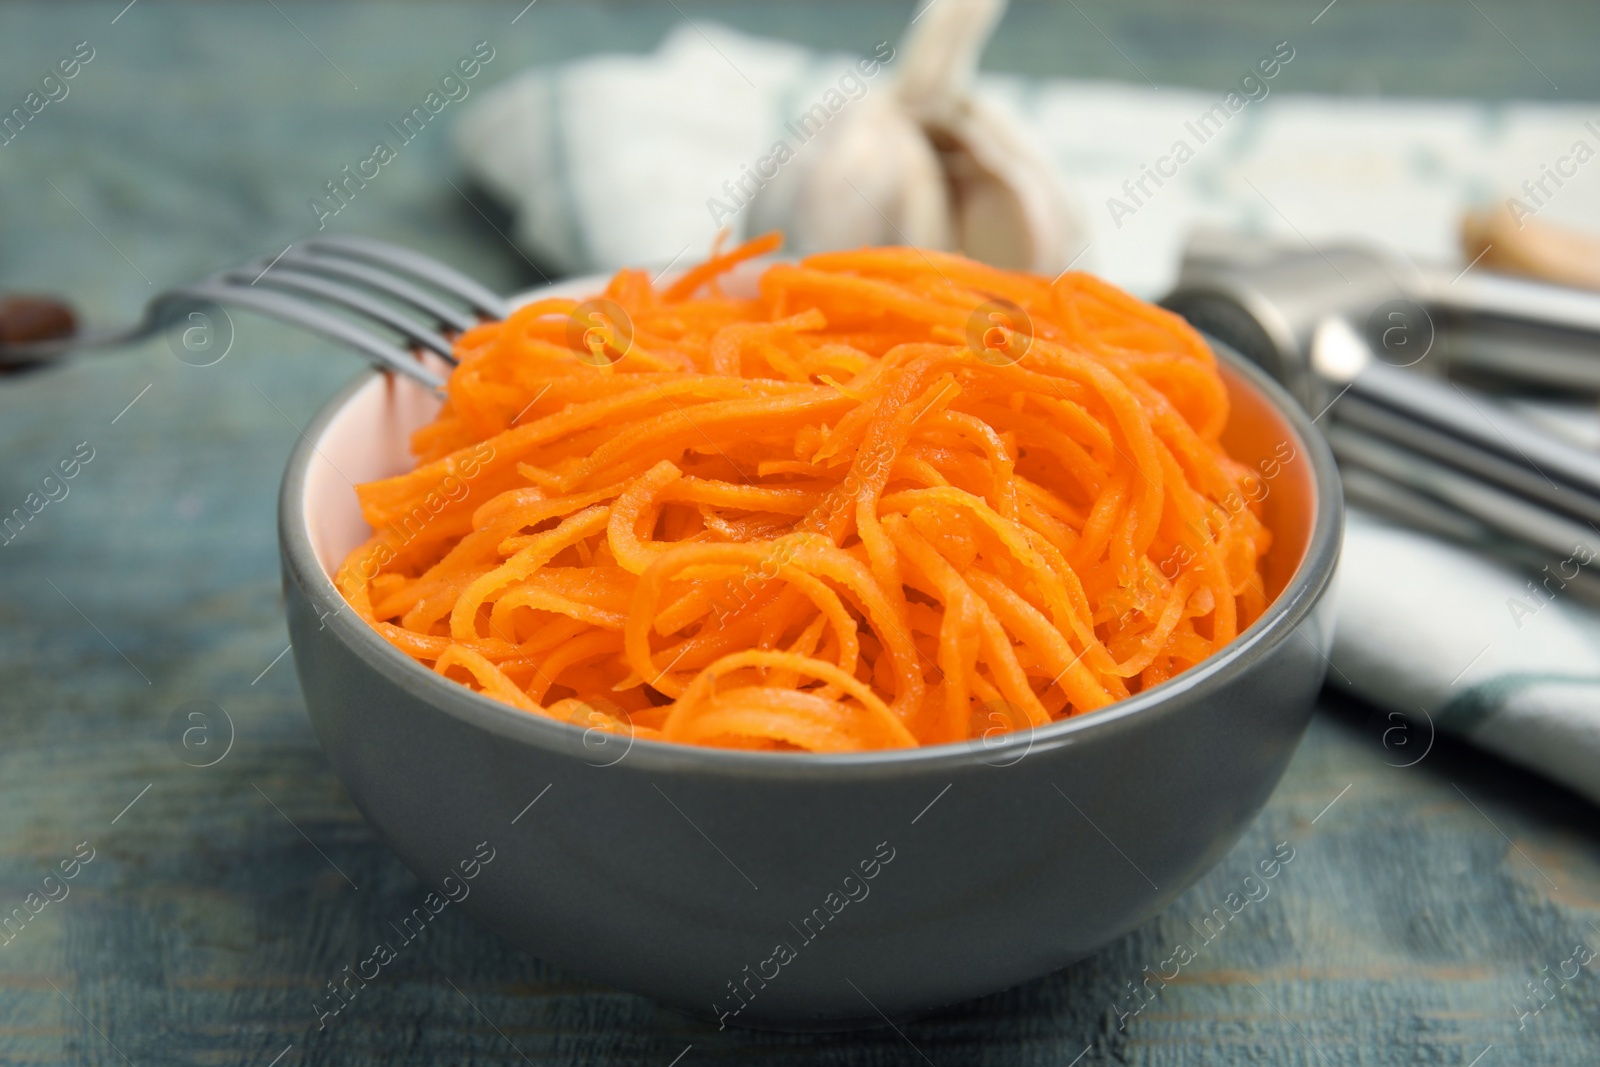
338, 235, 1274, 753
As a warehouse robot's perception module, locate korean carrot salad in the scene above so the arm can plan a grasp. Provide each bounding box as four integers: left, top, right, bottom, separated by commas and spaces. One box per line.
336, 235, 1272, 753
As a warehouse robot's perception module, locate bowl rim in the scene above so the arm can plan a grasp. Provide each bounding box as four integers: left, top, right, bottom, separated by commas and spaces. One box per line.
279, 299, 1343, 780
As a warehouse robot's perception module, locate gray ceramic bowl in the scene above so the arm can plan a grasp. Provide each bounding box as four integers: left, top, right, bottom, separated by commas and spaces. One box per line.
279, 277, 1342, 1031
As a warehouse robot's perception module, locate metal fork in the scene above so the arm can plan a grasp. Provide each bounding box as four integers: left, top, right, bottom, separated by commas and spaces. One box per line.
0, 235, 511, 392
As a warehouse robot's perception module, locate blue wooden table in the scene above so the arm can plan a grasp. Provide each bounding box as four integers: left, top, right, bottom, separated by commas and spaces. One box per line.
2, 3, 1598, 1064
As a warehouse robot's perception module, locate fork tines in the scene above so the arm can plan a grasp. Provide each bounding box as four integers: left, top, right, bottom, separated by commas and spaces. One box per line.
160, 235, 511, 393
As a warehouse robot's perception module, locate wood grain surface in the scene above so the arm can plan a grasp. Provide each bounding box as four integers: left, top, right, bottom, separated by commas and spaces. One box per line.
1, 3, 1597, 1064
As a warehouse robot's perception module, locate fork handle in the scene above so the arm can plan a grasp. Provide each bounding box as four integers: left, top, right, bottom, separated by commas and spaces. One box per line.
0, 296, 79, 366
0, 285, 446, 394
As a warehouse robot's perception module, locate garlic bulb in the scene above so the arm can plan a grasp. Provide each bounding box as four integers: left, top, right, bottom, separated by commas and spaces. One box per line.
751, 0, 1086, 275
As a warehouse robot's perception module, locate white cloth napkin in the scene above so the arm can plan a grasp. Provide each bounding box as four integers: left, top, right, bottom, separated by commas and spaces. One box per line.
1337, 510, 1600, 805
454, 23, 1600, 804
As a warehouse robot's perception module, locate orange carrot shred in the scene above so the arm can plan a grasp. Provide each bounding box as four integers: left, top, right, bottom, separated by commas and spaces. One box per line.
337, 236, 1273, 753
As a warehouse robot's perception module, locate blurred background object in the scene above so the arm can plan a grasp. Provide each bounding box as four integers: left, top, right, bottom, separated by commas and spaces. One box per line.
447, 0, 1600, 295
0, 295, 75, 347
455, 0, 1088, 275
1463, 199, 1600, 292
752, 0, 1086, 272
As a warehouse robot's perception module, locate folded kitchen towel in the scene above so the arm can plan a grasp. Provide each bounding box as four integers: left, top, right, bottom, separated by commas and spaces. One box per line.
455, 21, 1600, 805
1335, 509, 1600, 806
